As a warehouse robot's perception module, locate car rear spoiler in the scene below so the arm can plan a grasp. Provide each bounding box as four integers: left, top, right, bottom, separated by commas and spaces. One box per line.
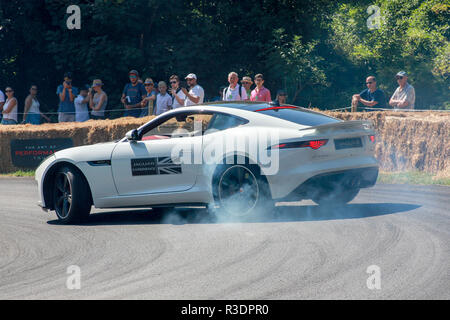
299, 120, 375, 133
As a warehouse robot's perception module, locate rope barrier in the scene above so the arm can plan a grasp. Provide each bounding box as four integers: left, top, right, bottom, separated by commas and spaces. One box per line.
326, 106, 449, 112
4, 105, 449, 117
360, 106, 450, 112
328, 107, 352, 111
6, 107, 152, 116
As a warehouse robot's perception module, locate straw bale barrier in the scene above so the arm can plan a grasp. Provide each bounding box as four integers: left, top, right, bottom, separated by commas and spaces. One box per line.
0, 111, 448, 177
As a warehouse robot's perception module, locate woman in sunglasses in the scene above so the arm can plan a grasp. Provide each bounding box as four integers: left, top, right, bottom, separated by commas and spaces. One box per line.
273, 89, 288, 106
1, 87, 18, 125
23, 85, 51, 124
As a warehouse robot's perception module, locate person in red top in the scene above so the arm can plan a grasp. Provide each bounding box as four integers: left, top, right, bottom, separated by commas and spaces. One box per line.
250, 74, 271, 102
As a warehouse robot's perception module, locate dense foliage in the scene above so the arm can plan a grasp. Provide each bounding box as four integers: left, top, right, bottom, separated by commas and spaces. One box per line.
0, 0, 448, 118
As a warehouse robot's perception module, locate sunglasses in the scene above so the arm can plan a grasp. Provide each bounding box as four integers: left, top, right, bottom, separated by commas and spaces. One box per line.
366, 82, 373, 84
242, 82, 250, 85
170, 81, 177, 84
145, 84, 154, 86
396, 76, 403, 80
129, 75, 137, 79
5, 90, 13, 92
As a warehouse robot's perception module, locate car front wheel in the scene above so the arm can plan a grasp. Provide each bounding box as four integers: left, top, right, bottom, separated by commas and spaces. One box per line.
53, 166, 91, 224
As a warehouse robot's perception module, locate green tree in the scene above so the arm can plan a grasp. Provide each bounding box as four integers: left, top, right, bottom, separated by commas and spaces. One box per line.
330, 0, 449, 109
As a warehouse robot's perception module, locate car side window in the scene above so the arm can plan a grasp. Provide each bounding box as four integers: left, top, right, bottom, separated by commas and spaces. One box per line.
141, 113, 213, 140
205, 113, 248, 133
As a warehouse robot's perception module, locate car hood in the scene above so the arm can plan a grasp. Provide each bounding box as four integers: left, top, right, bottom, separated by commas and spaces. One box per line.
54, 141, 118, 163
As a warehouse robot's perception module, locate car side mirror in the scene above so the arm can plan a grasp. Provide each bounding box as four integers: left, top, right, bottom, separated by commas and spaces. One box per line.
126, 129, 139, 142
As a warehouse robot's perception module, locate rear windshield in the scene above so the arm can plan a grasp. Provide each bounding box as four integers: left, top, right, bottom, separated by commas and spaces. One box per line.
256, 107, 340, 127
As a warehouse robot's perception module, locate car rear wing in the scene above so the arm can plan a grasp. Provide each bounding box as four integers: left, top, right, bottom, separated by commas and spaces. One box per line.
299, 120, 375, 134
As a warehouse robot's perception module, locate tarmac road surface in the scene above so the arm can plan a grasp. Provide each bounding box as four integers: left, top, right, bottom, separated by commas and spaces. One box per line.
0, 177, 449, 299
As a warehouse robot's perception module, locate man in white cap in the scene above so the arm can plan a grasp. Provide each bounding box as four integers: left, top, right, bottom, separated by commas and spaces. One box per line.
182, 73, 204, 106
389, 71, 415, 110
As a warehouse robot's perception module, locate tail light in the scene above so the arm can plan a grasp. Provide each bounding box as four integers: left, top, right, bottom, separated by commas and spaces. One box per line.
269, 139, 328, 150
368, 135, 375, 143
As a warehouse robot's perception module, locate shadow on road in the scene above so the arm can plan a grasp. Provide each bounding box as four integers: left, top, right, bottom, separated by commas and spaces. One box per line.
47, 202, 421, 226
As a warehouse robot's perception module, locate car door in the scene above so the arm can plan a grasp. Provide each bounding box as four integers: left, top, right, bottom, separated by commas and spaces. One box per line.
110, 113, 207, 196
111, 136, 202, 196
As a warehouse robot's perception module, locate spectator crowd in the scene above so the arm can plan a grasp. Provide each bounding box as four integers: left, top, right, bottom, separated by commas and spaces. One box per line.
0, 69, 415, 125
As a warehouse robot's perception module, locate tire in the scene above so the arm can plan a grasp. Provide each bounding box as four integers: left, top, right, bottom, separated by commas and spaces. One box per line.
212, 164, 273, 219
53, 166, 92, 224
311, 188, 360, 206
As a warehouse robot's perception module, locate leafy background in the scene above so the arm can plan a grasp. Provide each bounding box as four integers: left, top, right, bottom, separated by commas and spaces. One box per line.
0, 0, 448, 120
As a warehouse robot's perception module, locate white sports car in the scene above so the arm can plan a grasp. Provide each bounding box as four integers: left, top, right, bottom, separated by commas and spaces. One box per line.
35, 102, 379, 223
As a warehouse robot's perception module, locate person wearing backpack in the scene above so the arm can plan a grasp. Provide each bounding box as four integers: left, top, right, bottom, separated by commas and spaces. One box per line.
223, 72, 247, 101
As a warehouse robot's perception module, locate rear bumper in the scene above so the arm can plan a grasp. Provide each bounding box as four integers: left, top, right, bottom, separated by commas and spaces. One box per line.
283, 166, 379, 200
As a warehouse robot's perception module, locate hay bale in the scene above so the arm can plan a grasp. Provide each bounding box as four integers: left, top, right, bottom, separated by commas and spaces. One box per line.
0, 111, 449, 177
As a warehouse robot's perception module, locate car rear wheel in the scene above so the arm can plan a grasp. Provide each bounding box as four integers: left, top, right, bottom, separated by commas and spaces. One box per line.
53, 166, 91, 224
311, 188, 360, 206
212, 164, 273, 219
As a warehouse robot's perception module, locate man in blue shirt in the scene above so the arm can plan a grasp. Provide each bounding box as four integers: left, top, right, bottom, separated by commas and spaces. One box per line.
121, 70, 147, 118
56, 72, 78, 122
351, 76, 387, 111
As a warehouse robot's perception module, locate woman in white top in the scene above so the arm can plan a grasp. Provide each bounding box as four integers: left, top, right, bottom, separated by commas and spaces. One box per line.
23, 85, 51, 125
89, 79, 108, 120
1, 87, 18, 125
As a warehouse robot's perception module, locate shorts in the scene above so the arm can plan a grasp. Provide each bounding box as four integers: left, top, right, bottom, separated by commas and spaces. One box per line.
1, 118, 17, 125
25, 113, 41, 125
91, 115, 105, 120
58, 113, 75, 123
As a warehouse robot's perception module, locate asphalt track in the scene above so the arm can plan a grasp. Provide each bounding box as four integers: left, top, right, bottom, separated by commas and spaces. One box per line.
0, 177, 448, 299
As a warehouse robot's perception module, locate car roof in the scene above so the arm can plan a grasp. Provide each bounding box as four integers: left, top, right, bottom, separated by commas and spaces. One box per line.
150, 101, 339, 130
203, 101, 271, 112
175, 101, 331, 117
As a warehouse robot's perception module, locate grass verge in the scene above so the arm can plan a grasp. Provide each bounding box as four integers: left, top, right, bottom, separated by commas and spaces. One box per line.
378, 171, 450, 186
0, 170, 35, 178
1, 170, 449, 186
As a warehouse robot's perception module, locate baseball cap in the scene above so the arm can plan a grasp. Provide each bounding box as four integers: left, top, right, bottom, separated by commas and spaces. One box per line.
185, 73, 197, 80
396, 71, 407, 77
129, 70, 139, 77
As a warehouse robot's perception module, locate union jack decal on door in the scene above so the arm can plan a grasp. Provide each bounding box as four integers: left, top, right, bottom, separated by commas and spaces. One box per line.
131, 157, 182, 176
157, 157, 182, 175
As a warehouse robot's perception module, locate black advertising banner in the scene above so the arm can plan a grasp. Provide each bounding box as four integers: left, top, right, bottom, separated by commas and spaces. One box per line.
10, 138, 74, 168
